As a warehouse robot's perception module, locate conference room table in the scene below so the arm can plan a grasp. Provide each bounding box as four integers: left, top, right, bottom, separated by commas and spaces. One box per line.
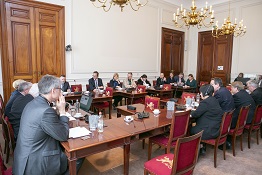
113, 89, 148, 105
146, 87, 173, 99
61, 104, 176, 175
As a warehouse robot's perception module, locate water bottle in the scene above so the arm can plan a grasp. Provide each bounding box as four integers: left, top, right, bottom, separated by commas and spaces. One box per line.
196, 93, 200, 103
97, 112, 104, 133
75, 99, 80, 113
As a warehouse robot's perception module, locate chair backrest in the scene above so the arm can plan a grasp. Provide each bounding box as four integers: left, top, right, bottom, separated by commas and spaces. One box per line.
86, 84, 90, 91
171, 131, 203, 175
234, 105, 250, 135
105, 87, 113, 96
181, 92, 196, 104
4, 117, 15, 151
71, 84, 82, 92
168, 111, 191, 145
137, 85, 146, 93
199, 81, 208, 86
153, 80, 157, 86
144, 96, 160, 110
163, 84, 171, 90
107, 82, 110, 87
217, 110, 234, 143
0, 143, 7, 175
226, 85, 231, 92
1, 114, 9, 144
0, 94, 4, 114
251, 104, 262, 127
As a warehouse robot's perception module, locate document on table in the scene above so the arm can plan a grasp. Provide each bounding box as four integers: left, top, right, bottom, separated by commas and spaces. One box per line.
69, 127, 92, 138
65, 112, 76, 121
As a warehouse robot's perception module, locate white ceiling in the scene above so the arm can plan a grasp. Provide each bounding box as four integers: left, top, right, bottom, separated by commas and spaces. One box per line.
164, 0, 230, 9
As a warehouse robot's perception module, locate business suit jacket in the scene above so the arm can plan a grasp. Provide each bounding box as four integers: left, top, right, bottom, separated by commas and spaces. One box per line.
61, 81, 70, 92
89, 78, 103, 91
174, 75, 185, 84
123, 78, 136, 88
137, 78, 151, 86
166, 76, 175, 84
9, 94, 34, 140
13, 95, 69, 175
156, 77, 166, 86
232, 89, 256, 128
5, 92, 23, 118
191, 96, 224, 140
185, 79, 197, 88
214, 87, 235, 112
251, 88, 262, 105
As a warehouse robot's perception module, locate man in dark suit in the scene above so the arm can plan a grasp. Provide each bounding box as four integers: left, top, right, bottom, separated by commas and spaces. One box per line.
156, 73, 166, 86
231, 81, 256, 128
13, 75, 83, 175
60, 75, 71, 92
89, 71, 104, 91
174, 72, 185, 86
5, 81, 32, 119
210, 78, 235, 112
247, 80, 262, 105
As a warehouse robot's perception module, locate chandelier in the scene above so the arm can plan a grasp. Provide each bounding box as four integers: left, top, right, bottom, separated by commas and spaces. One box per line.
212, 1, 246, 38
90, 0, 148, 12
173, 0, 215, 29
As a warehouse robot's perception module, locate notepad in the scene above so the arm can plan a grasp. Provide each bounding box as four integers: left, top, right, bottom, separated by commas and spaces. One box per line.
65, 112, 76, 121
69, 127, 92, 138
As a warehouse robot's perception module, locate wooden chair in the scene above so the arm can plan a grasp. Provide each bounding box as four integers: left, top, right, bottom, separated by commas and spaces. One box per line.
144, 96, 160, 110
0, 144, 12, 175
163, 84, 171, 91
133, 85, 146, 104
244, 104, 262, 149
86, 84, 90, 91
0, 94, 5, 114
181, 92, 197, 104
71, 84, 82, 92
153, 80, 157, 86
148, 110, 191, 160
93, 87, 113, 119
226, 85, 231, 92
228, 105, 250, 156
144, 131, 203, 175
201, 110, 234, 167
199, 81, 209, 86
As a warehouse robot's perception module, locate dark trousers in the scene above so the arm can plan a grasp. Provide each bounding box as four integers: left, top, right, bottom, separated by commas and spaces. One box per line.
113, 96, 123, 106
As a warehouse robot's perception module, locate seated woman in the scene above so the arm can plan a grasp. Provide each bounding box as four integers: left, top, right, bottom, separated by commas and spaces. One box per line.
137, 74, 151, 86
185, 74, 197, 88
166, 72, 175, 85
234, 72, 244, 82
109, 73, 123, 109
190, 85, 224, 140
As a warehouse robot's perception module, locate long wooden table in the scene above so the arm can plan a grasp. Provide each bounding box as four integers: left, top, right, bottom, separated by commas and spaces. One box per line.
113, 89, 148, 105
61, 104, 174, 175
146, 87, 173, 99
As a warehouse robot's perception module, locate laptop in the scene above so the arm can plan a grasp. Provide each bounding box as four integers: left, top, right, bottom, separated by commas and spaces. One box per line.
80, 94, 93, 112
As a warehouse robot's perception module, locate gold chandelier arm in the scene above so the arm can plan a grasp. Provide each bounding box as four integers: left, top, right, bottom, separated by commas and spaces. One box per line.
92, 1, 112, 12
128, 1, 140, 11
97, 0, 107, 3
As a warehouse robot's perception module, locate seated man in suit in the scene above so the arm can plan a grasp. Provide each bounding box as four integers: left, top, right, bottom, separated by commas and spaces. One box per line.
247, 80, 262, 105
10, 79, 25, 98
9, 83, 39, 141
156, 73, 166, 86
60, 75, 71, 92
89, 71, 104, 92
174, 72, 185, 86
185, 74, 197, 88
231, 81, 256, 128
13, 75, 83, 175
123, 72, 137, 89
166, 72, 175, 85
210, 78, 235, 112
137, 74, 151, 87
5, 81, 32, 119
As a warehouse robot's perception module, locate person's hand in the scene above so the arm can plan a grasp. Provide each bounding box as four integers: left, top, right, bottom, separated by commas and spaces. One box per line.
56, 93, 66, 115
163, 77, 166, 81
186, 106, 193, 111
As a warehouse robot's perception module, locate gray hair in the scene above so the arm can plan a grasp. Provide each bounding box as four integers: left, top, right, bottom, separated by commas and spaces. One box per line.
38, 75, 61, 94
18, 82, 32, 92
12, 79, 25, 89
211, 77, 223, 87
247, 80, 258, 88
29, 83, 39, 97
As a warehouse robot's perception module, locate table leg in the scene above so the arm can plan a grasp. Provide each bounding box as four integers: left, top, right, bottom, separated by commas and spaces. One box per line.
109, 100, 112, 119
68, 158, 77, 175
123, 144, 130, 175
116, 109, 121, 118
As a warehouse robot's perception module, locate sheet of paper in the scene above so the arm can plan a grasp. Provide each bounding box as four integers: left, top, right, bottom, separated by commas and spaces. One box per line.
69, 127, 92, 138
65, 112, 76, 121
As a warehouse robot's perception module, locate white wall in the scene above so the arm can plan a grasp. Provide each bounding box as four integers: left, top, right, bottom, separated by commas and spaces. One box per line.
1, 0, 261, 94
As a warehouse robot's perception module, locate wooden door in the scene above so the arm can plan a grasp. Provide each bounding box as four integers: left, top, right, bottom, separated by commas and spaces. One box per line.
0, 0, 65, 102
161, 28, 184, 77
197, 31, 233, 85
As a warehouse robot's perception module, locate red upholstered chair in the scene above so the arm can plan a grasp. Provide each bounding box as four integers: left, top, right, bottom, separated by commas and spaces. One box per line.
148, 110, 191, 160
228, 105, 250, 156
86, 84, 90, 91
163, 84, 171, 91
145, 96, 160, 110
244, 104, 262, 149
181, 92, 196, 104
144, 131, 203, 175
0, 144, 12, 175
93, 87, 113, 119
201, 110, 234, 167
199, 81, 208, 86
133, 85, 146, 104
71, 84, 82, 92
153, 80, 157, 86
107, 82, 110, 87
226, 85, 231, 92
